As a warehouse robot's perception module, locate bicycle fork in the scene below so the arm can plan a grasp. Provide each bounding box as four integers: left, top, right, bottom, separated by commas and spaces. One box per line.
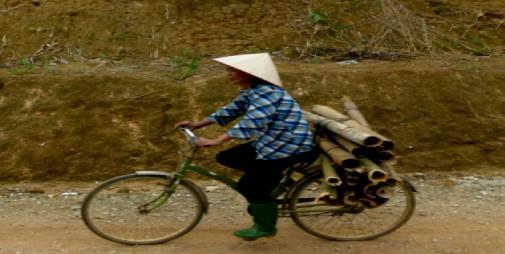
135, 171, 185, 214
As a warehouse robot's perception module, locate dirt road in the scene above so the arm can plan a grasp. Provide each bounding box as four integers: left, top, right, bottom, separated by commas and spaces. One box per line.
1, 171, 505, 254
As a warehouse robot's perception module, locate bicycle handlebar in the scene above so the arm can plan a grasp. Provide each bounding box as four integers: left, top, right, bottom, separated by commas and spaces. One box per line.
177, 127, 198, 146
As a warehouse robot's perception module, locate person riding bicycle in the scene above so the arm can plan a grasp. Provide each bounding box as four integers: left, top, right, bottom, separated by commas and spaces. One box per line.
175, 53, 317, 241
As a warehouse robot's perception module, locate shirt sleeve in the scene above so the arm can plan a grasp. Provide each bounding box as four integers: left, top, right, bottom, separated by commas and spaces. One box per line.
207, 92, 248, 126
226, 88, 283, 140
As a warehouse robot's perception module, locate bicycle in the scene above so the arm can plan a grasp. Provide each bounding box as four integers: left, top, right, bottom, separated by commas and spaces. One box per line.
81, 127, 416, 245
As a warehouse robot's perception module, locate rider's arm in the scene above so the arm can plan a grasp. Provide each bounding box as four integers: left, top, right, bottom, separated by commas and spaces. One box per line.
196, 133, 232, 147
175, 92, 248, 130
174, 118, 214, 130
207, 91, 248, 126
191, 118, 215, 129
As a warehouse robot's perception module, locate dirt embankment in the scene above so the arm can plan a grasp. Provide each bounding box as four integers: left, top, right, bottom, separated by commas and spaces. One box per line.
0, 56, 504, 180
0, 0, 505, 180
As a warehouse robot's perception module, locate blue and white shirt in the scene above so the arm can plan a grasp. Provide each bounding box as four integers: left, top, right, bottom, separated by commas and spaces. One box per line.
207, 83, 315, 160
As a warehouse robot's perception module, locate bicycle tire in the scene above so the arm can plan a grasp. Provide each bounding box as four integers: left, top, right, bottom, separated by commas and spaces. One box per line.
81, 174, 206, 245
287, 172, 415, 241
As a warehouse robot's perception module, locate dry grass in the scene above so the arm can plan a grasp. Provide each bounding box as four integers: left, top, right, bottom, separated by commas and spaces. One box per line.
0, 35, 6, 56
0, 2, 30, 13
366, 0, 432, 53
296, 0, 499, 60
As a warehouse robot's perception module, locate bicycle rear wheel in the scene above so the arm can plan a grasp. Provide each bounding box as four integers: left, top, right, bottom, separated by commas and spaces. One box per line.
288, 172, 415, 241
81, 174, 205, 245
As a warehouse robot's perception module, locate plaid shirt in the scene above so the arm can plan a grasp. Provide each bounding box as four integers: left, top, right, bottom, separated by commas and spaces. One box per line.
207, 83, 315, 160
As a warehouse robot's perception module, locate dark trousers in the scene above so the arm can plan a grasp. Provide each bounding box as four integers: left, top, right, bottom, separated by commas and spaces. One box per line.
216, 142, 317, 203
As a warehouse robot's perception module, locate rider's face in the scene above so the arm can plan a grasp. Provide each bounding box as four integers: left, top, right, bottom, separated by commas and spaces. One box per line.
226, 67, 253, 88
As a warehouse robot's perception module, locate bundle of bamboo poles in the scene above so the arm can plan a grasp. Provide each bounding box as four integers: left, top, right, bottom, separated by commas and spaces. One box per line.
306, 96, 401, 208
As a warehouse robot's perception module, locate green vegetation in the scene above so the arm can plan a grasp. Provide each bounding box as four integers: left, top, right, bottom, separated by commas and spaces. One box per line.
12, 58, 35, 75
99, 53, 109, 61
309, 8, 350, 31
168, 52, 202, 81
309, 9, 329, 24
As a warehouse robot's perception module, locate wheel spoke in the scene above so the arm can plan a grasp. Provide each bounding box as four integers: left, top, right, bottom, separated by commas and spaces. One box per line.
289, 173, 415, 241
81, 175, 204, 245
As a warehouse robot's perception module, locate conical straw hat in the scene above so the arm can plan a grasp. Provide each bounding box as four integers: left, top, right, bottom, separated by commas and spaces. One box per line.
213, 53, 283, 87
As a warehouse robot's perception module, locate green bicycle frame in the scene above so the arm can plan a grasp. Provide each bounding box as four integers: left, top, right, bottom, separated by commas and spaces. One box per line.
144, 150, 360, 217
145, 128, 361, 217
140, 147, 239, 213
175, 152, 239, 191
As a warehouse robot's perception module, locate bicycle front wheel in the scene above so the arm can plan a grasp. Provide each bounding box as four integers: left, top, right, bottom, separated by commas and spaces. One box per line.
81, 174, 206, 245
288, 172, 415, 241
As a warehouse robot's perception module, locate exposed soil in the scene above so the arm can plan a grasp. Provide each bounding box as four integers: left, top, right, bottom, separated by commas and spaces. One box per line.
1, 0, 505, 180
1, 1, 505, 253
1, 170, 505, 254
1, 56, 505, 180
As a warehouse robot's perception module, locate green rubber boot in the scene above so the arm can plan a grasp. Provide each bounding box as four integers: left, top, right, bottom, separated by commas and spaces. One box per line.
233, 202, 277, 241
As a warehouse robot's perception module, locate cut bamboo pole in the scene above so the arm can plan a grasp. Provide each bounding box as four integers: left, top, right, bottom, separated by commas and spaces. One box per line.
343, 191, 361, 206
380, 161, 402, 184
341, 95, 369, 128
358, 197, 378, 208
311, 104, 392, 149
321, 154, 343, 187
317, 136, 360, 169
345, 175, 360, 186
363, 183, 378, 198
380, 140, 395, 151
378, 150, 395, 161
355, 167, 368, 174
358, 147, 396, 161
304, 111, 381, 147
333, 135, 395, 161
369, 170, 387, 182
312, 101, 394, 150
333, 135, 364, 154
375, 186, 394, 198
312, 105, 349, 122
315, 181, 338, 202
342, 119, 394, 150
354, 147, 379, 159
359, 158, 388, 183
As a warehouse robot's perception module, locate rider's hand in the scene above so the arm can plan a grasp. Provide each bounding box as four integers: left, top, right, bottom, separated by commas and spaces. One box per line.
195, 134, 231, 147
195, 137, 222, 147
174, 120, 194, 129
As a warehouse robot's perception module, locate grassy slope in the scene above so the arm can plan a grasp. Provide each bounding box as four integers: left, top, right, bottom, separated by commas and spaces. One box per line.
1, 56, 504, 180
